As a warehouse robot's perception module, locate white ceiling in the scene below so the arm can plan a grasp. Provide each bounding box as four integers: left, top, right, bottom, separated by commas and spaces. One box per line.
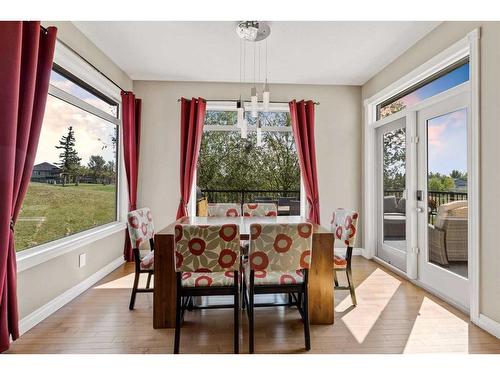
73, 21, 440, 85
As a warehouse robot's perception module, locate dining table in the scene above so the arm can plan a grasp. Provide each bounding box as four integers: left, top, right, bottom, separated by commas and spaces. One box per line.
153, 215, 335, 329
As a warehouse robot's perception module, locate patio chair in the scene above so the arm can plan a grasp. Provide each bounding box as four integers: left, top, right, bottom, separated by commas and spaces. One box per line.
126, 207, 155, 310
331, 208, 359, 306
207, 203, 241, 217
173, 224, 241, 353
243, 222, 313, 353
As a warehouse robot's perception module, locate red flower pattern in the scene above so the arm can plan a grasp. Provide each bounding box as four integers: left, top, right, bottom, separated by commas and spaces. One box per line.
219, 224, 237, 242
195, 275, 213, 287
218, 249, 237, 268
250, 251, 269, 270
300, 250, 311, 269
188, 238, 206, 255
274, 234, 293, 253
297, 223, 312, 238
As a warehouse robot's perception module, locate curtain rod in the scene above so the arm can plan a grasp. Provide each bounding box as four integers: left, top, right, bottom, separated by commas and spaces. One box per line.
177, 98, 320, 105
41, 24, 126, 93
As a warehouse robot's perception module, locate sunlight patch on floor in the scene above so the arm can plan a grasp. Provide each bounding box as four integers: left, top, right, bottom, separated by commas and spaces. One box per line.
338, 268, 401, 343
403, 296, 468, 353
94, 273, 137, 289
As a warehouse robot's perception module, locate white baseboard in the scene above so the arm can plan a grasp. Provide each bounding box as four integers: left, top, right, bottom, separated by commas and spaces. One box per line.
19, 256, 125, 336
475, 314, 500, 339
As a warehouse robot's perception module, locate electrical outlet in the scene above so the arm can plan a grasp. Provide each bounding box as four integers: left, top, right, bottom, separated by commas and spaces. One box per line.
79, 253, 86, 268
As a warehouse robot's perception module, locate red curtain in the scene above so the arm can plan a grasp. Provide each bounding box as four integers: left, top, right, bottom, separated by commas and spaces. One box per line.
0, 22, 57, 352
121, 91, 142, 262
176, 97, 206, 219
289, 100, 321, 224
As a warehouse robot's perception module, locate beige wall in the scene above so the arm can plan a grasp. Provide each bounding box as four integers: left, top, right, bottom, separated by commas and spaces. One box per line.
362, 21, 500, 322
134, 81, 362, 242
17, 22, 133, 320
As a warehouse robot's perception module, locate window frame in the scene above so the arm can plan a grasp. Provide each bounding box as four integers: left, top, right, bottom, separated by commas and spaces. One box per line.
190, 101, 306, 217
16, 40, 127, 272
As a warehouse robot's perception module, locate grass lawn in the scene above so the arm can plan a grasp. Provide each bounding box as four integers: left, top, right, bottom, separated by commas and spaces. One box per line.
15, 183, 116, 251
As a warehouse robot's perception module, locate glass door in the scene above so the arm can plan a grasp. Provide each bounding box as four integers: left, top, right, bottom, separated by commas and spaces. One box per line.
376, 117, 408, 272
416, 91, 469, 309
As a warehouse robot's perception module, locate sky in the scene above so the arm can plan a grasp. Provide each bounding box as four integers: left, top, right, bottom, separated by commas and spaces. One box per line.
396, 63, 469, 176
35, 85, 117, 167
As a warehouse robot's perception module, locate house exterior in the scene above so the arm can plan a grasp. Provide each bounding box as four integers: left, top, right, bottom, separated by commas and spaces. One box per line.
31, 162, 62, 183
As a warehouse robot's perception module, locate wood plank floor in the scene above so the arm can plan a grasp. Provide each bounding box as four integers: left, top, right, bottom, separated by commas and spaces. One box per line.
7, 257, 500, 354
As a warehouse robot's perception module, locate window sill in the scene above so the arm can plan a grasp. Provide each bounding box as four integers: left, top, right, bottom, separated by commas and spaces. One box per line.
16, 221, 127, 273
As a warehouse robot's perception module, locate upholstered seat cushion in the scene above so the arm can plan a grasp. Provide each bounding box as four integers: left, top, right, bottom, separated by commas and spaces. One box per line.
181, 271, 236, 287
333, 254, 347, 268
140, 251, 154, 270
244, 262, 303, 285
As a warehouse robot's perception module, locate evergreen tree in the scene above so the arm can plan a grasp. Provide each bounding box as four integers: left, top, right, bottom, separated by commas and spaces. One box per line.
55, 126, 81, 185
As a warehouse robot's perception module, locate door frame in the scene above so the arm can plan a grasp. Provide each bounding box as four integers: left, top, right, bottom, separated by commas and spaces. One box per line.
363, 29, 480, 318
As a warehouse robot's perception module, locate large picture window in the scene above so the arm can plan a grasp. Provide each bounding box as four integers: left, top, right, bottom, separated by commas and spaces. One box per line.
15, 66, 120, 252
196, 105, 302, 215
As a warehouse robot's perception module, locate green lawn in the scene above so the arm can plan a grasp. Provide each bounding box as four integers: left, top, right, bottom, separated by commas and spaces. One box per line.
15, 183, 116, 251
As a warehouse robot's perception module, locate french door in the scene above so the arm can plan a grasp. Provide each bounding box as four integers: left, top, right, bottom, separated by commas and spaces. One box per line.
375, 89, 470, 310
376, 117, 408, 272
416, 91, 470, 309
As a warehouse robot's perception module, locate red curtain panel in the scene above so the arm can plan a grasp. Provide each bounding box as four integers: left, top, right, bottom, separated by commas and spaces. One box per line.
176, 97, 206, 219
0, 21, 57, 352
121, 91, 142, 262
289, 100, 321, 224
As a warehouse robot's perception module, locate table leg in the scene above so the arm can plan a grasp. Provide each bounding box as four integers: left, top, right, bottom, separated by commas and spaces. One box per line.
309, 232, 334, 324
153, 233, 176, 328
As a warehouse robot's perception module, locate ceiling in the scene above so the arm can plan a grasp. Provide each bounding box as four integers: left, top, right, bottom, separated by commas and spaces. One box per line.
73, 21, 440, 85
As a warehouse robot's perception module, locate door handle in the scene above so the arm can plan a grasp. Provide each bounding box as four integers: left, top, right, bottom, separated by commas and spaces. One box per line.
416, 207, 424, 213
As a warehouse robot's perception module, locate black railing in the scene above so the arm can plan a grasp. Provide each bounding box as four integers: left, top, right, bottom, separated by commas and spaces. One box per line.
201, 189, 300, 205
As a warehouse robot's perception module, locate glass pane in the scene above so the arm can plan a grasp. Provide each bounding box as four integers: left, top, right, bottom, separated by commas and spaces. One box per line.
427, 109, 468, 277
50, 70, 118, 117
383, 127, 407, 251
196, 111, 300, 215
246, 111, 291, 127
15, 95, 118, 251
379, 62, 469, 119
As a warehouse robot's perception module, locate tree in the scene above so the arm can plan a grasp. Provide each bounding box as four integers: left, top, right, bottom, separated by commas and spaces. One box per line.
383, 127, 406, 190
88, 155, 106, 184
55, 125, 81, 185
450, 169, 467, 180
428, 172, 455, 191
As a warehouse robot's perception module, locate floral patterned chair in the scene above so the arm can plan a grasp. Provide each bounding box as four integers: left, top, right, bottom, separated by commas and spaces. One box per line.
173, 224, 241, 354
242, 203, 278, 217
243, 223, 313, 353
207, 203, 241, 217
331, 208, 359, 306
126, 207, 155, 310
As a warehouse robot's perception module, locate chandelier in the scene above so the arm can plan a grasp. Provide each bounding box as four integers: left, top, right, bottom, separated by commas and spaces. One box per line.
236, 21, 271, 146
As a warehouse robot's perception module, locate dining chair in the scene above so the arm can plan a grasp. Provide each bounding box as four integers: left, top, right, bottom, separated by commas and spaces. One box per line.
243, 222, 313, 353
331, 208, 359, 306
126, 207, 155, 310
207, 203, 241, 217
173, 224, 241, 354
242, 202, 278, 217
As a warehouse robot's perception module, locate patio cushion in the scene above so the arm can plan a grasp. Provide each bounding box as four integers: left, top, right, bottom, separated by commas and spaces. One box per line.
383, 196, 398, 213
181, 271, 236, 287
333, 254, 347, 268
244, 262, 304, 285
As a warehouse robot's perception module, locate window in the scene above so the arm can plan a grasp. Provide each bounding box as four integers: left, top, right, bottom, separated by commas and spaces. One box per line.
15, 67, 120, 252
196, 105, 301, 214
377, 59, 470, 120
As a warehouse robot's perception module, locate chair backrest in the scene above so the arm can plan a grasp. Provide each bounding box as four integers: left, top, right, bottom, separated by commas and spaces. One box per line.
242, 203, 278, 217
174, 224, 241, 272
207, 203, 241, 217
289, 200, 301, 216
435, 200, 468, 228
197, 197, 209, 217
331, 208, 359, 247
127, 207, 155, 249
248, 223, 313, 272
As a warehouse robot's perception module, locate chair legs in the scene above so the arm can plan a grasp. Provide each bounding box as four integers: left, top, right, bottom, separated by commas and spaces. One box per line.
129, 271, 140, 310
303, 280, 311, 351
146, 272, 152, 289
248, 276, 255, 354
346, 267, 357, 306
234, 276, 240, 354
174, 276, 182, 354
333, 270, 339, 287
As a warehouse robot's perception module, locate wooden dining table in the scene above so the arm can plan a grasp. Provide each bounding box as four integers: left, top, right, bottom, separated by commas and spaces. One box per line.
153, 216, 335, 329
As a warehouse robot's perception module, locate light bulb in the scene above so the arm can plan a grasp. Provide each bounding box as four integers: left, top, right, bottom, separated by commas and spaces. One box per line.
251, 86, 258, 118
237, 107, 244, 128
256, 126, 262, 147
263, 80, 270, 112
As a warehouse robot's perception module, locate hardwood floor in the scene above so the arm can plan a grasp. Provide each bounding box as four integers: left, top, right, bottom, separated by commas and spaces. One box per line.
7, 257, 500, 354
